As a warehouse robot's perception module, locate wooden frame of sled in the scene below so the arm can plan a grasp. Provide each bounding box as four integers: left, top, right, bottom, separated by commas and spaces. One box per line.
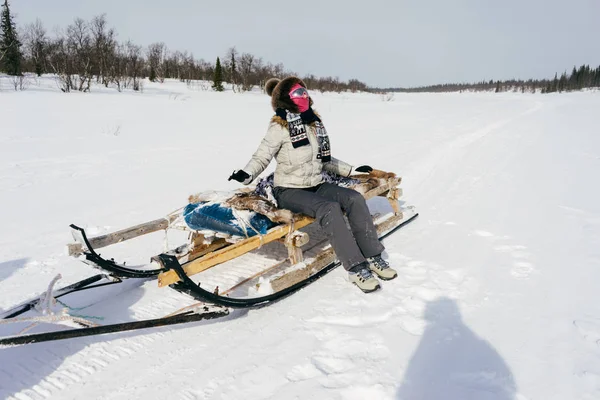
67, 171, 407, 292
0, 172, 416, 348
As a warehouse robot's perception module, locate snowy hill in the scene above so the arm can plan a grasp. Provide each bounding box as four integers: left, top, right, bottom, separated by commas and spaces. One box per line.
1, 77, 599, 400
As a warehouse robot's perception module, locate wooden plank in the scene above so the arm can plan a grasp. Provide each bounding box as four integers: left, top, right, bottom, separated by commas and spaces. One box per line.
67, 243, 84, 257
184, 238, 229, 263
270, 248, 335, 293
375, 213, 404, 235
362, 177, 401, 200
286, 242, 304, 265
386, 187, 402, 215
276, 231, 309, 247
75, 216, 177, 251
157, 215, 314, 287
220, 258, 290, 296
363, 183, 390, 200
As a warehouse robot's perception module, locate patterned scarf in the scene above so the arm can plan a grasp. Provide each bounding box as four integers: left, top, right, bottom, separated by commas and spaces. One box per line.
276, 108, 331, 162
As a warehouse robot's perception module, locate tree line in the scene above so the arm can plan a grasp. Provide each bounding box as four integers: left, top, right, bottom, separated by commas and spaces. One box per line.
0, 2, 367, 93
2, 1, 598, 95
374, 64, 600, 94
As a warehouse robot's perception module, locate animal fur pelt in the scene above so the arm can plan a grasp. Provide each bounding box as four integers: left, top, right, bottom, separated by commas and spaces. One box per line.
349, 178, 383, 195
224, 192, 295, 225
348, 170, 399, 194
358, 169, 397, 180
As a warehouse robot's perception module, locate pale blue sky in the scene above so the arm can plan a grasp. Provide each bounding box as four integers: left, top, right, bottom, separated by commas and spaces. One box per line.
10, 0, 600, 87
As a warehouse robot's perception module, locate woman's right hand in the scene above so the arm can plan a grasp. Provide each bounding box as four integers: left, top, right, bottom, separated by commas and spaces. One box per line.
228, 170, 251, 184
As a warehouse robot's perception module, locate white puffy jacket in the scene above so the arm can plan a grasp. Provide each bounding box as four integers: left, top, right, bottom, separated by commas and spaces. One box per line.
243, 118, 353, 188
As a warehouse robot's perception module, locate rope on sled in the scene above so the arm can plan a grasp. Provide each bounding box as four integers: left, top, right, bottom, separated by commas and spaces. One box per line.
38, 273, 62, 314
0, 274, 101, 336
55, 299, 105, 321
0, 313, 101, 335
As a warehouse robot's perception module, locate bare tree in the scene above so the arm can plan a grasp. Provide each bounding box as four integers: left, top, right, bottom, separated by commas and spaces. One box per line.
90, 14, 116, 86
125, 40, 143, 91
147, 42, 166, 82
164, 49, 182, 80
224, 47, 239, 91
108, 42, 127, 91
66, 18, 93, 91
238, 52, 256, 91
46, 31, 75, 92
23, 19, 47, 76
302, 74, 317, 89
254, 61, 272, 91
196, 59, 213, 81
179, 51, 194, 83
10, 74, 27, 90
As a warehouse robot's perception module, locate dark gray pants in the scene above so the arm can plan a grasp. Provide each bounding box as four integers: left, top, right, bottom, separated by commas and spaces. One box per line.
273, 183, 384, 271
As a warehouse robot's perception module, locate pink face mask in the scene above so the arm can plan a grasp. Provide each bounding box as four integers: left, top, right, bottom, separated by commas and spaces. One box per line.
289, 84, 310, 112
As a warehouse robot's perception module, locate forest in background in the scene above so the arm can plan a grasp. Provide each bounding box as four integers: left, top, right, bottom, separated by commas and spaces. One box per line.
1, 2, 598, 95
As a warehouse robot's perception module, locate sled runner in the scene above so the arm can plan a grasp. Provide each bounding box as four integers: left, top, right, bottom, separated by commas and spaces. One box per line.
0, 170, 418, 346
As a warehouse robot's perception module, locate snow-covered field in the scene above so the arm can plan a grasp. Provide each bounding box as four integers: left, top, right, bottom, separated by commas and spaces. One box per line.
1, 77, 599, 400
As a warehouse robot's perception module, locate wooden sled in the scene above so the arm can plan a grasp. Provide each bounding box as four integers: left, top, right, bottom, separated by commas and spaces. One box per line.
0, 171, 418, 346
67, 170, 417, 302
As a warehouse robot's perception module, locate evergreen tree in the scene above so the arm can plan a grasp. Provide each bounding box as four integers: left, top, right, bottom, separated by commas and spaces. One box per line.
212, 56, 224, 91
584, 65, 592, 87
568, 66, 577, 91
230, 50, 237, 91
0, 0, 22, 75
558, 72, 567, 92
577, 65, 589, 89
550, 73, 558, 93
33, 39, 44, 76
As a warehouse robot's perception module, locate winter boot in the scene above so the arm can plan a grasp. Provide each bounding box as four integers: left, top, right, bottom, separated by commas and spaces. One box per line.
367, 255, 398, 280
349, 262, 381, 293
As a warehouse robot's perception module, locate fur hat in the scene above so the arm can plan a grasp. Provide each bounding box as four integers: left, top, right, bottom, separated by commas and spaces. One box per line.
265, 76, 313, 113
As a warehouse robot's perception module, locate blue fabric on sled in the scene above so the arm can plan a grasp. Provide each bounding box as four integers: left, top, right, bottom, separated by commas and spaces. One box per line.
183, 202, 276, 237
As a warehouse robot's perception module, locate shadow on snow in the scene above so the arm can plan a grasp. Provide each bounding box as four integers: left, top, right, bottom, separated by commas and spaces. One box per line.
397, 297, 517, 400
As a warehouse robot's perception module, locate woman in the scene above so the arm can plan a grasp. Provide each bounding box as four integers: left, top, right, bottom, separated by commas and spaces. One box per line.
228, 77, 396, 293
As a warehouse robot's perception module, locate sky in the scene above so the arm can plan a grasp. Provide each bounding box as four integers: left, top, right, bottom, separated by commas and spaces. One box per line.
9, 0, 600, 88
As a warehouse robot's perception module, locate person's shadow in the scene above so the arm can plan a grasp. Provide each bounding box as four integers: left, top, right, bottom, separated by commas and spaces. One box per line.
397, 297, 517, 400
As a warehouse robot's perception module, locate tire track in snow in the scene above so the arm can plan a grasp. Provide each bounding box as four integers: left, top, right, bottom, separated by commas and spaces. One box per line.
2, 341, 138, 400
471, 230, 538, 279
404, 99, 543, 198
1, 287, 198, 400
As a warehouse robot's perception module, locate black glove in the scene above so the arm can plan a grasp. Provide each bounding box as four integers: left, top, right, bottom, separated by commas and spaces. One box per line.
354, 165, 373, 173
228, 170, 250, 183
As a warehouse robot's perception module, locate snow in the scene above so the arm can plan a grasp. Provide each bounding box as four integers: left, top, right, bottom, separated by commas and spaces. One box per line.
1, 76, 600, 399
